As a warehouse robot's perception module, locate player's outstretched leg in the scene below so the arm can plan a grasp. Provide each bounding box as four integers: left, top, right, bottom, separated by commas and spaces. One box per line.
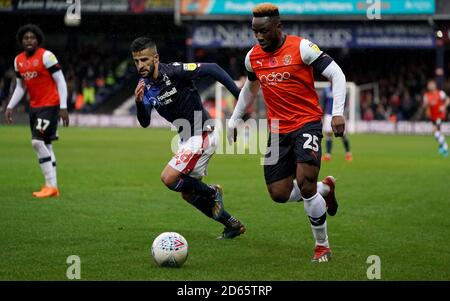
289, 178, 338, 216
297, 163, 332, 263
31, 139, 59, 198
320, 176, 338, 216
211, 185, 246, 239
162, 168, 245, 239
303, 192, 332, 263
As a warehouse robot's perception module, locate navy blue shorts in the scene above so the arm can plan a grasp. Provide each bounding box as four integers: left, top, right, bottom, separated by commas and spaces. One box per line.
264, 121, 323, 185
29, 105, 59, 144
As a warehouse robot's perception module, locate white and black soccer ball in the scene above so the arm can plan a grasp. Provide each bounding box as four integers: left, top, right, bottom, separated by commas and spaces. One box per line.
151, 232, 189, 267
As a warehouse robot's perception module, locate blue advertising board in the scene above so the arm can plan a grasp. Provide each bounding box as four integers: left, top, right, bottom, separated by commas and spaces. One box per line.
191, 22, 435, 48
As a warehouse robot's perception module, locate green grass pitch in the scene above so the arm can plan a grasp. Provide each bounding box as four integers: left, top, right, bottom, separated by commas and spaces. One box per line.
0, 125, 449, 280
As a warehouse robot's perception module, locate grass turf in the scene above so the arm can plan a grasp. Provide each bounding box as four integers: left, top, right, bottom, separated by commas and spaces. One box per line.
0, 125, 449, 280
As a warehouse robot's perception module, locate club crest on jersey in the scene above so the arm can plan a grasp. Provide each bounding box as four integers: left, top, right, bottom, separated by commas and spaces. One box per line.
162, 73, 172, 86
269, 57, 278, 67
183, 63, 198, 71
283, 55, 292, 65
33, 59, 39, 67
149, 97, 160, 108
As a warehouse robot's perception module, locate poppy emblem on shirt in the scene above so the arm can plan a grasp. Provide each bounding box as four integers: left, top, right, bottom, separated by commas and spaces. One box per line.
283, 55, 292, 65
269, 57, 278, 67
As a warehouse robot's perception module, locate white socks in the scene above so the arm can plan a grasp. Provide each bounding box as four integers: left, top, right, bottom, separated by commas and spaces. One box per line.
317, 181, 330, 196
303, 192, 329, 247
46, 143, 57, 186
288, 180, 330, 202
288, 180, 302, 202
287, 181, 331, 247
31, 139, 57, 188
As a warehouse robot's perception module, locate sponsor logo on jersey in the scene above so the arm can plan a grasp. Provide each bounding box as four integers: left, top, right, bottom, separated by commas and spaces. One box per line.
259, 72, 291, 85
183, 63, 198, 71
157, 87, 177, 105
149, 97, 159, 107
22, 71, 38, 80
256, 60, 263, 67
283, 55, 292, 65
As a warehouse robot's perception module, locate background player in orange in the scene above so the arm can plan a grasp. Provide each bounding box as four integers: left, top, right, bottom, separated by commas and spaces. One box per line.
227, 3, 346, 262
5, 24, 69, 197
423, 79, 449, 157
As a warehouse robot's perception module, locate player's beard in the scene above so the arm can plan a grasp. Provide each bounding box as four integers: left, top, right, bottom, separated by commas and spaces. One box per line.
261, 33, 284, 53
149, 64, 155, 78
140, 65, 153, 78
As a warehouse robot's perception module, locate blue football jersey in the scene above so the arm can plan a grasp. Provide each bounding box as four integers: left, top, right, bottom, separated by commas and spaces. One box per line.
141, 62, 213, 138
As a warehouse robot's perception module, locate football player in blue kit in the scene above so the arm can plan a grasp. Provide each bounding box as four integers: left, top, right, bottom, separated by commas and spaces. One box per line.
130, 37, 246, 239
321, 85, 352, 162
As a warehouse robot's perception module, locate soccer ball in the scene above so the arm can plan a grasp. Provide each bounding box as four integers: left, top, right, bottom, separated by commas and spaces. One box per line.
151, 232, 189, 267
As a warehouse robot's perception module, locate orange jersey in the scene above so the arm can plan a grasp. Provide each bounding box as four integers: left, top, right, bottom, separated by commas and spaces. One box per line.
15, 47, 61, 108
424, 90, 446, 121
246, 35, 323, 134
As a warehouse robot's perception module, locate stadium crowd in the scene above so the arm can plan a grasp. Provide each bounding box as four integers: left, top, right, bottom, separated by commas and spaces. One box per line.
1, 45, 449, 122
343, 50, 450, 122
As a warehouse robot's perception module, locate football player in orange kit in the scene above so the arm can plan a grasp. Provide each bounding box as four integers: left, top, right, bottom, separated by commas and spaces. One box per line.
423, 79, 449, 157
227, 3, 346, 262
5, 24, 69, 198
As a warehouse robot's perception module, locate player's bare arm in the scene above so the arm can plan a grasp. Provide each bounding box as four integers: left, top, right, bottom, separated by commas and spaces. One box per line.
4, 108, 13, 124
59, 109, 69, 127
331, 116, 345, 137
